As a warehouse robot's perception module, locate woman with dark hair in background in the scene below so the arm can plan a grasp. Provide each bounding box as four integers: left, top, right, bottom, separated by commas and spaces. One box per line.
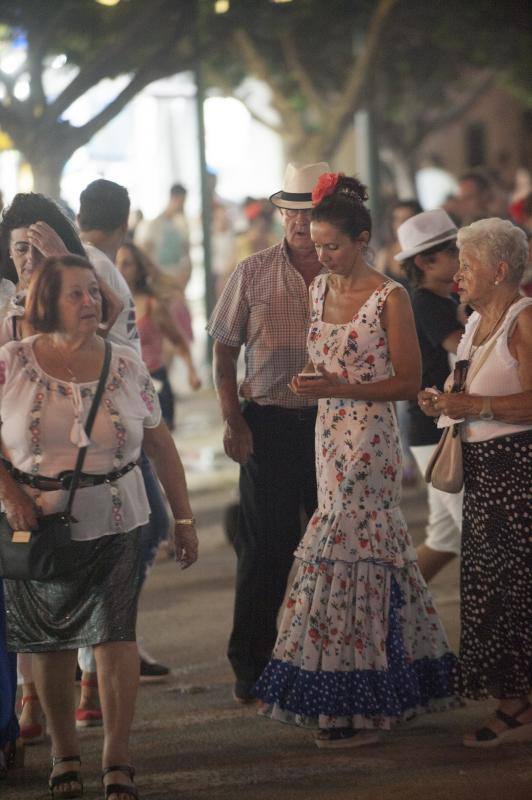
255, 174, 457, 748
116, 242, 200, 430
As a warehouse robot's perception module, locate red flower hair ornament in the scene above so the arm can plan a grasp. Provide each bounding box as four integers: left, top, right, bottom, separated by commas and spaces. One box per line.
312, 172, 343, 206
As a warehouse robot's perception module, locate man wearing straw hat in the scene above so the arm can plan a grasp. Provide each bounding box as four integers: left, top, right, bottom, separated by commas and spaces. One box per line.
208, 162, 329, 703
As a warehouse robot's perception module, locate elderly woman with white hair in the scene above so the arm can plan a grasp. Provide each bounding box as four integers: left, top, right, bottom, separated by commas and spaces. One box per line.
419, 217, 532, 748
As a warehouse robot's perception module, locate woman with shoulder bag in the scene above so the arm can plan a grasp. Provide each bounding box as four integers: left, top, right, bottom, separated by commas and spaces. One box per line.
0, 255, 198, 799
418, 218, 532, 748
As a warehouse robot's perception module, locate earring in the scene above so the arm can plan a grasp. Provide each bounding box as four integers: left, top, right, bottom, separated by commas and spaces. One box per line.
494, 280, 499, 285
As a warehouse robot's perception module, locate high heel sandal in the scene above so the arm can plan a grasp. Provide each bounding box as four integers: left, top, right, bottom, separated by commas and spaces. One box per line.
18, 695, 45, 745
75, 679, 103, 728
102, 764, 138, 799
48, 755, 83, 799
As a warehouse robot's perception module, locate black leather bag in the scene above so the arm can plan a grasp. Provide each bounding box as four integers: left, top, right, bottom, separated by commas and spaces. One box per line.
0, 341, 111, 582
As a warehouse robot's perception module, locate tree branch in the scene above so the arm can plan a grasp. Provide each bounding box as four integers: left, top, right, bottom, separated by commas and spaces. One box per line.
278, 29, 325, 115
233, 27, 301, 133
321, 0, 398, 159
44, 0, 179, 123
411, 71, 495, 148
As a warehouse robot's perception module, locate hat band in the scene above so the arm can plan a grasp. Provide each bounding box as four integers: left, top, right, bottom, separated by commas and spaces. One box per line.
278, 191, 312, 201
420, 228, 457, 246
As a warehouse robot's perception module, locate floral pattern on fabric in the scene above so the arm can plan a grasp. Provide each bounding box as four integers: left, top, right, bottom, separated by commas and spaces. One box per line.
254, 276, 458, 730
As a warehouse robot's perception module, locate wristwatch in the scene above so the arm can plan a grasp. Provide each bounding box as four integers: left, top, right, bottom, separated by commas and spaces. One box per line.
479, 396, 494, 421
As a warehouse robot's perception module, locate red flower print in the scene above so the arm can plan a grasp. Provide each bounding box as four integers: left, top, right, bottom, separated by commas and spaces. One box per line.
359, 538, 369, 548
336, 472, 343, 482
311, 172, 343, 205
286, 598, 295, 608
371, 435, 380, 445
377, 337, 385, 347
348, 329, 358, 339
330, 628, 338, 636
309, 628, 320, 641
355, 638, 364, 653
340, 580, 347, 590
334, 535, 342, 544
338, 408, 346, 417
307, 565, 315, 574
361, 452, 370, 464
366, 354, 375, 364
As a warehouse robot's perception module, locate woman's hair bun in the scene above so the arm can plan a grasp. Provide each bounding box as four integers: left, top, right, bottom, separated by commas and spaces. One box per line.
336, 176, 369, 205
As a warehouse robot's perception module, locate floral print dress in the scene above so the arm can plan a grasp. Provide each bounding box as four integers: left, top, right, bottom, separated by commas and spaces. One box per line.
254, 276, 458, 731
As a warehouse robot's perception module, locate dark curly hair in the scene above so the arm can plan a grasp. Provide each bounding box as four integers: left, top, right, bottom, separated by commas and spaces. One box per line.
311, 176, 372, 240
0, 193, 86, 281
402, 238, 458, 288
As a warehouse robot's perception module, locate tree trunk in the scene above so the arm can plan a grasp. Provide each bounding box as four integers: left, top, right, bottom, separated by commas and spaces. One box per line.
380, 147, 418, 198
29, 155, 66, 201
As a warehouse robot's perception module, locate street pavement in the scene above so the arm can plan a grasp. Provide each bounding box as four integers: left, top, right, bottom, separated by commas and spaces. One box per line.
3, 389, 532, 800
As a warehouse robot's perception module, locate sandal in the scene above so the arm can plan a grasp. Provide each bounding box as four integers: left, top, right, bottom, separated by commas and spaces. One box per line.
49, 755, 83, 798
18, 695, 45, 745
76, 679, 103, 729
315, 727, 380, 749
102, 764, 138, 799
463, 702, 532, 748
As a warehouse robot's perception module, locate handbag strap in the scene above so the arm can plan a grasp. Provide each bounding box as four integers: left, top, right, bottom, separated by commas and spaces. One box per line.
64, 340, 112, 515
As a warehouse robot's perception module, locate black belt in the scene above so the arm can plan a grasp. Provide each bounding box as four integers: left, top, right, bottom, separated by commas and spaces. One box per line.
0, 458, 139, 491
246, 401, 317, 422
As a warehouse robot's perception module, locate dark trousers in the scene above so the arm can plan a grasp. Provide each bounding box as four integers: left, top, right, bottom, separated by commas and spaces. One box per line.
228, 402, 317, 684
139, 451, 170, 587
150, 366, 175, 430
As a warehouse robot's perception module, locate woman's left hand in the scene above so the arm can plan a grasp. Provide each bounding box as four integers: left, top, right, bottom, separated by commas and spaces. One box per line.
174, 523, 199, 569
289, 365, 343, 398
431, 390, 478, 419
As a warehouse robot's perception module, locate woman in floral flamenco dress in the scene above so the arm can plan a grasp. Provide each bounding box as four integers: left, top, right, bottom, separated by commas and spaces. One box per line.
254, 174, 458, 748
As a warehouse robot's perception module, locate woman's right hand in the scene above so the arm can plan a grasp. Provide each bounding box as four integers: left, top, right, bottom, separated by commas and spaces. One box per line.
418, 388, 441, 417
2, 483, 39, 531
174, 523, 199, 569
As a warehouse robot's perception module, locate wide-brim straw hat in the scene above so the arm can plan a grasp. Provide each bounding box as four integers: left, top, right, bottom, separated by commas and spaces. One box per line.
270, 162, 330, 210
394, 208, 458, 262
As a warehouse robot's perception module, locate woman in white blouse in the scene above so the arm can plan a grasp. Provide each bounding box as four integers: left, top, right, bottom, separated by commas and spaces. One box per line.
0, 255, 198, 800
419, 218, 532, 749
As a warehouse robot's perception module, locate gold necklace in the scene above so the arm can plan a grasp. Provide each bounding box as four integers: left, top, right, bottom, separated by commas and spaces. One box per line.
473, 294, 520, 348
48, 337, 78, 382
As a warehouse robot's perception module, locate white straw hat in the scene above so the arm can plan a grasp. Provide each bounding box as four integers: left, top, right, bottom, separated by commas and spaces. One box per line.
394, 209, 458, 262
270, 162, 330, 210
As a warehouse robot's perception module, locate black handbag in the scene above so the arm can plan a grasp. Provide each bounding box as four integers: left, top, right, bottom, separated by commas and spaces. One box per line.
0, 340, 111, 581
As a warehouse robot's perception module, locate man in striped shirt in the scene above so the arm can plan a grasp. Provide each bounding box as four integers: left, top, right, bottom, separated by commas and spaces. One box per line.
207, 162, 329, 703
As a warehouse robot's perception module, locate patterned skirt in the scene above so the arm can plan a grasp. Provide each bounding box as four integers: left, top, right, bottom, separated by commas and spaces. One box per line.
4, 529, 142, 652
460, 430, 532, 699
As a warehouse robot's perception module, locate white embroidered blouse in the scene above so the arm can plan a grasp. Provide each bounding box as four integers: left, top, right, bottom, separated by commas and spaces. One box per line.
0, 336, 161, 541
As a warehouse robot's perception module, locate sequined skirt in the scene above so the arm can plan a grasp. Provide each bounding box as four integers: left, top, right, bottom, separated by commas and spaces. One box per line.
4, 529, 142, 652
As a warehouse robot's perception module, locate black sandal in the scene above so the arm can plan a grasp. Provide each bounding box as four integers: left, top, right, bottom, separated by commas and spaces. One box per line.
49, 755, 83, 798
102, 764, 138, 799
463, 702, 532, 748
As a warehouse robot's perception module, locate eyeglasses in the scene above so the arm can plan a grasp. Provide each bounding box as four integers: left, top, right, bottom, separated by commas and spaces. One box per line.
451, 359, 469, 393
282, 208, 312, 219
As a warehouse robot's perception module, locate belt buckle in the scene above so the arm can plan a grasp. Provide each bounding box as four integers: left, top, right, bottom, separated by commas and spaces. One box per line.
57, 470, 74, 490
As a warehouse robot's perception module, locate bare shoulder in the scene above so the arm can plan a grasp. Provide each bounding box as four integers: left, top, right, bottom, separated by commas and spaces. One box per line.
383, 282, 411, 309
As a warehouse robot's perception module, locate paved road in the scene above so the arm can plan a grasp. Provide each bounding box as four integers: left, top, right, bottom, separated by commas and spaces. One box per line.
3, 392, 532, 799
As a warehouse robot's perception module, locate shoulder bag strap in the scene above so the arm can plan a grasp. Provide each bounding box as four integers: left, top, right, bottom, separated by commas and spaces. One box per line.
64, 340, 112, 516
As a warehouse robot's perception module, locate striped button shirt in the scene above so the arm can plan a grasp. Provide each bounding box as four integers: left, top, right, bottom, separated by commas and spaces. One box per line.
207, 240, 318, 409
